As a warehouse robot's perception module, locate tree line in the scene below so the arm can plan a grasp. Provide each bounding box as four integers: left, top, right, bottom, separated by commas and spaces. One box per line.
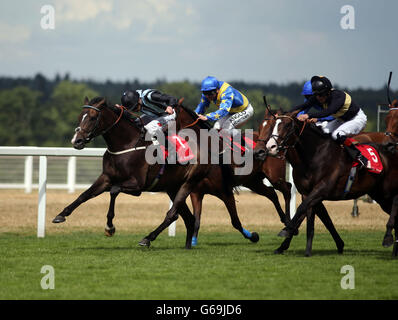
0, 73, 394, 147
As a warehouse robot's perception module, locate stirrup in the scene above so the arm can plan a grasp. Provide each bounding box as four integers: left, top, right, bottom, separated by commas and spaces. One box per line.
357, 155, 368, 169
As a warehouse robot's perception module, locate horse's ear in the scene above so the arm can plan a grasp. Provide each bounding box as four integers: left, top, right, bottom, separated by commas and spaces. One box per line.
178, 97, 184, 106
98, 98, 106, 106
390, 99, 398, 108
84, 96, 89, 105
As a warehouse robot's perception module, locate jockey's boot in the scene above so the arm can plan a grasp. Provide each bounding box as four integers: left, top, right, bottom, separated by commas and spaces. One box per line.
337, 135, 368, 169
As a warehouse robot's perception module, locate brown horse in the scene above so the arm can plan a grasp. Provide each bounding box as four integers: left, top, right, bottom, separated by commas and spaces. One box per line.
189, 122, 292, 246
349, 100, 398, 215
53, 97, 259, 248
254, 109, 398, 257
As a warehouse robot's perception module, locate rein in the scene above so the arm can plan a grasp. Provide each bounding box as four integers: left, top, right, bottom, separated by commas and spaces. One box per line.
259, 114, 307, 159
79, 103, 146, 155
182, 118, 200, 129
79, 104, 124, 141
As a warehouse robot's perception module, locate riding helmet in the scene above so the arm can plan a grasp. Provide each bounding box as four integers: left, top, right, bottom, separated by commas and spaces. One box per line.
201, 76, 220, 92
310, 76, 333, 95
121, 90, 140, 110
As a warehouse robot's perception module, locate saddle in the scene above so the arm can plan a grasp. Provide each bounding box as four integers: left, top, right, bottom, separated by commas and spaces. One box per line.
160, 134, 195, 163
343, 138, 383, 197
345, 138, 383, 174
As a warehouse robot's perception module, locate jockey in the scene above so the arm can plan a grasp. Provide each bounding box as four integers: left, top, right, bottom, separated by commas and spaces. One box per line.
118, 89, 177, 141
297, 80, 335, 131
292, 75, 368, 167
195, 76, 254, 138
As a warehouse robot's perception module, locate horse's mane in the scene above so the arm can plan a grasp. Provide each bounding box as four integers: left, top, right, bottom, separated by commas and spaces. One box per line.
179, 104, 213, 130
276, 110, 334, 141
89, 96, 137, 123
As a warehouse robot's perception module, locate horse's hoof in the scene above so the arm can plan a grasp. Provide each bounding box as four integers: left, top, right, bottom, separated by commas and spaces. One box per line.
138, 238, 151, 247
277, 228, 290, 238
305, 252, 312, 257
382, 235, 394, 248
274, 249, 284, 255
104, 226, 116, 237
52, 215, 66, 223
250, 232, 260, 243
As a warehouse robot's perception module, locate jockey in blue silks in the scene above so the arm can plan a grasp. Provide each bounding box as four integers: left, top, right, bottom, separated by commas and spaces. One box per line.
195, 76, 254, 136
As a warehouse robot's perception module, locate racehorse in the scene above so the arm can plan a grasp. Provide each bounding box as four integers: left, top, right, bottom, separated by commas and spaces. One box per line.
350, 99, 398, 215
254, 109, 398, 257
52, 97, 258, 248
189, 114, 292, 246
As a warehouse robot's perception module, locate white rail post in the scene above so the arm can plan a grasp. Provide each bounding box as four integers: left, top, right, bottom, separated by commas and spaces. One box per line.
37, 156, 47, 238
168, 200, 176, 236
67, 156, 76, 193
287, 163, 297, 219
24, 156, 33, 193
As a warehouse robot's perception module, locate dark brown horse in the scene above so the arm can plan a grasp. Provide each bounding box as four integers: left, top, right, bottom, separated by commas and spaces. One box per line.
254, 109, 398, 257
53, 97, 258, 248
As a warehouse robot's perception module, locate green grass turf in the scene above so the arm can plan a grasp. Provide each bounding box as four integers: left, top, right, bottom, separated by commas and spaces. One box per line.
0, 230, 397, 300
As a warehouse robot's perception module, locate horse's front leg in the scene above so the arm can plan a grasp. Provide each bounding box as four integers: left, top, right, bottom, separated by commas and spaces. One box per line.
190, 192, 204, 246
382, 195, 398, 252
244, 178, 287, 226
279, 186, 325, 239
139, 181, 196, 249
52, 174, 111, 223
104, 186, 120, 237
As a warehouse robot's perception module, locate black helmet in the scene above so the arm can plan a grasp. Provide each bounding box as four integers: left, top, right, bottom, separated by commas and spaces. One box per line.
311, 76, 333, 95
121, 90, 140, 110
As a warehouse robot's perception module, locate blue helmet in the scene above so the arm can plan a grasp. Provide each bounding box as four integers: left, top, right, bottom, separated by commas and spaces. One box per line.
201, 76, 219, 92
301, 80, 313, 96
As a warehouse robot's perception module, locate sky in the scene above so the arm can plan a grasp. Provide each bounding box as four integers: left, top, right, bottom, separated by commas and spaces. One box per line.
0, 0, 398, 89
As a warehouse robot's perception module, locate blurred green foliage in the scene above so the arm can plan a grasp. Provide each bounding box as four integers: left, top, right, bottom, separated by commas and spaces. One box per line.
0, 73, 393, 146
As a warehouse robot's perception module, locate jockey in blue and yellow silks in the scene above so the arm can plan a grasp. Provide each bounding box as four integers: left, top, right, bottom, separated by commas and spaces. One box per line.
195, 76, 254, 134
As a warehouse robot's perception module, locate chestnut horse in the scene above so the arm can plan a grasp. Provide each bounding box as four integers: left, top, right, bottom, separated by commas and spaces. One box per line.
254, 109, 398, 257
189, 125, 292, 246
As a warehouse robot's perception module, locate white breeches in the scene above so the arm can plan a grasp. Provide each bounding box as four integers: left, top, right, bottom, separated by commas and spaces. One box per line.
213, 104, 254, 136
321, 109, 367, 140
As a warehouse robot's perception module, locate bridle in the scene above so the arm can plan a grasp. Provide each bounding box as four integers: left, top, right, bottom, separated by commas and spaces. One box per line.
74, 104, 126, 143
257, 114, 305, 159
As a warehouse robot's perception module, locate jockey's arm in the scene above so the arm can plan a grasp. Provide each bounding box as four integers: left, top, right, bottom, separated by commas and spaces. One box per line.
307, 92, 345, 119
195, 95, 210, 115
205, 95, 233, 121
150, 91, 178, 109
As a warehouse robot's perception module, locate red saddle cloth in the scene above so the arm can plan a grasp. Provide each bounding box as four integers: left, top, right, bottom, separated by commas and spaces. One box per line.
346, 138, 383, 174
161, 135, 195, 163
223, 135, 256, 153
